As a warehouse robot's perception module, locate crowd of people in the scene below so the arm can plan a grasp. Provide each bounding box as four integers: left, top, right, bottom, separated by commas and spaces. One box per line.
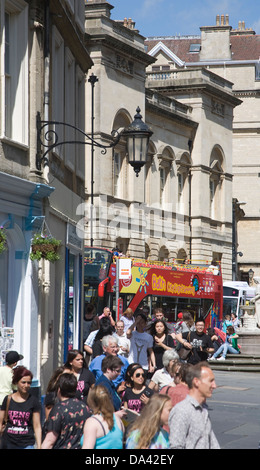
0, 306, 240, 450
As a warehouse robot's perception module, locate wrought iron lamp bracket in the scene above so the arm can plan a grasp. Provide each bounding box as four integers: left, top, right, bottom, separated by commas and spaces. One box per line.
36, 112, 121, 170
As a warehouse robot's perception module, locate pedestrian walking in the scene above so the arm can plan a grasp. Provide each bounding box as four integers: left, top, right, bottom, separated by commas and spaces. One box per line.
123, 363, 153, 414
64, 349, 95, 402
168, 362, 220, 449
81, 385, 124, 449
120, 307, 135, 333
148, 349, 179, 392
95, 355, 124, 412
126, 311, 156, 376
0, 366, 42, 449
125, 393, 172, 449
149, 319, 176, 370
89, 335, 129, 390
114, 320, 130, 357
41, 373, 90, 449
0, 350, 23, 406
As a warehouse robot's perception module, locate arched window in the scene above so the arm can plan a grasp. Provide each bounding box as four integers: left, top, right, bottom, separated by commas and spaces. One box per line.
158, 147, 174, 207
176, 248, 187, 264
159, 245, 169, 262
144, 140, 156, 205
176, 152, 191, 215
209, 147, 224, 221
112, 110, 131, 199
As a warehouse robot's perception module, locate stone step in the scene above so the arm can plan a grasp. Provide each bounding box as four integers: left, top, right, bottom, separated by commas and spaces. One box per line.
209, 354, 260, 372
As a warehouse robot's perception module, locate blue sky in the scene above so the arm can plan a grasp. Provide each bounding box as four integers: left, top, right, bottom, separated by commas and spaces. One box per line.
108, 0, 260, 37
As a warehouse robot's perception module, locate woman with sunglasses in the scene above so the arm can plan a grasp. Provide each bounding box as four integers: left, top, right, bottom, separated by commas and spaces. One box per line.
123, 364, 153, 414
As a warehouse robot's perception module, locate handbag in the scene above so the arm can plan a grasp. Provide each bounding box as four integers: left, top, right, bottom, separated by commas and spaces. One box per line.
1, 394, 12, 434
178, 332, 193, 360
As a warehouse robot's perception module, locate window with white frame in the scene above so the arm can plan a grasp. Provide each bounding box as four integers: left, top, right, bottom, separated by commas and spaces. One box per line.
2, 1, 28, 144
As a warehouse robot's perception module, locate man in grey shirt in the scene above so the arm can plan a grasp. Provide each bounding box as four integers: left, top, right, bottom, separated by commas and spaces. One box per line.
168, 361, 220, 449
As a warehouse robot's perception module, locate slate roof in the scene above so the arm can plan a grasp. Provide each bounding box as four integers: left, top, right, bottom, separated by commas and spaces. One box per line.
145, 34, 260, 63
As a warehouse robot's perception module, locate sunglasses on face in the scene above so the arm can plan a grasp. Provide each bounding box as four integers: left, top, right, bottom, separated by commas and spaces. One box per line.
135, 372, 145, 378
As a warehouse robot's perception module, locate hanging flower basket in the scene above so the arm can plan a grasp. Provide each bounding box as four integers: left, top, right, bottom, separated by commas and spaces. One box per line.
0, 227, 7, 254
30, 233, 61, 263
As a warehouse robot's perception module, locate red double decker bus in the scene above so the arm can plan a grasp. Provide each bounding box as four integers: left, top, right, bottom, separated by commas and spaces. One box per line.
84, 247, 223, 329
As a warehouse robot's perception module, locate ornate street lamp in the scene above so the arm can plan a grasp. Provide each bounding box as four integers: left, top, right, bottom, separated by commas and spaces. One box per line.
36, 74, 153, 246
123, 106, 153, 177
36, 75, 152, 177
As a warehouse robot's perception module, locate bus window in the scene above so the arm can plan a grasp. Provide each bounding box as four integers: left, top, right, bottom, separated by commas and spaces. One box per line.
84, 248, 112, 282
133, 296, 215, 325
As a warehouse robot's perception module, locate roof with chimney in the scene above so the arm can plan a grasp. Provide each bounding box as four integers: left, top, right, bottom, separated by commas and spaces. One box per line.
145, 15, 260, 64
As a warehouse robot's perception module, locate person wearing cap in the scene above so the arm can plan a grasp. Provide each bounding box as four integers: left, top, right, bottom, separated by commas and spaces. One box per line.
0, 351, 23, 406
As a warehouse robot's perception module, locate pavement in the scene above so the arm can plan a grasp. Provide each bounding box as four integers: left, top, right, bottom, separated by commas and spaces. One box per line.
208, 370, 260, 449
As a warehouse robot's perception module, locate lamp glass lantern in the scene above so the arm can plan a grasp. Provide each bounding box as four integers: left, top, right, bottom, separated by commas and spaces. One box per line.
123, 107, 153, 176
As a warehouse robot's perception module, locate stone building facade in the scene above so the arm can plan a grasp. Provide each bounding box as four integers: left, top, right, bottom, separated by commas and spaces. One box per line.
0, 0, 92, 392
145, 14, 260, 281
84, 2, 240, 280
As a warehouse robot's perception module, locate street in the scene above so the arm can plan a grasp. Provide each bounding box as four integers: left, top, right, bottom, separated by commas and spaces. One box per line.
208, 370, 260, 449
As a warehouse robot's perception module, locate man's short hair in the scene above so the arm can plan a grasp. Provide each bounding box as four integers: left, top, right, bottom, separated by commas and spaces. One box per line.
185, 362, 211, 389
195, 317, 205, 324
135, 312, 148, 323
101, 354, 123, 373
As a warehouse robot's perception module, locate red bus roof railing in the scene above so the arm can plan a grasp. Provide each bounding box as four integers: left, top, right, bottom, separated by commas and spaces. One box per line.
112, 257, 221, 275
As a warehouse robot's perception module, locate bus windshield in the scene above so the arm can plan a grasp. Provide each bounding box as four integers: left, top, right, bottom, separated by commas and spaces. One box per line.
223, 297, 238, 316
223, 286, 239, 316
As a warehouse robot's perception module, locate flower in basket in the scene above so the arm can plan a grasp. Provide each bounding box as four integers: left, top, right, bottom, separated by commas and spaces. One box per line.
0, 226, 7, 254
30, 233, 61, 262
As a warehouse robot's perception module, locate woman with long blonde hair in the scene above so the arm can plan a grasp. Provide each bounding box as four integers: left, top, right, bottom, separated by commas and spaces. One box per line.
120, 307, 135, 333
125, 393, 172, 449
81, 385, 124, 449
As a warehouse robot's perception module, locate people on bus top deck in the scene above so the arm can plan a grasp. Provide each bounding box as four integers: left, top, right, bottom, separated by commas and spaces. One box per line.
208, 260, 220, 275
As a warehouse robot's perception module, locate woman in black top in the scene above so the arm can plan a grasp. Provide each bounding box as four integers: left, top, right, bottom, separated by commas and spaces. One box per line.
0, 366, 41, 449
64, 349, 95, 403
123, 364, 153, 414
150, 319, 175, 370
